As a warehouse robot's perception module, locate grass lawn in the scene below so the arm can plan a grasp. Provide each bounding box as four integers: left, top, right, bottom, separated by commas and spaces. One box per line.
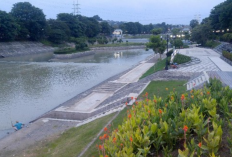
139, 80, 187, 100
23, 113, 116, 157
140, 57, 170, 79
82, 107, 129, 157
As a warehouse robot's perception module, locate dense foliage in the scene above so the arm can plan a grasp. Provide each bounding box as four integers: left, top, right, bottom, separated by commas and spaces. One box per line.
0, 11, 19, 41
173, 53, 191, 64
222, 50, 232, 61
97, 79, 232, 156
191, 0, 232, 44
146, 35, 166, 59
0, 2, 112, 43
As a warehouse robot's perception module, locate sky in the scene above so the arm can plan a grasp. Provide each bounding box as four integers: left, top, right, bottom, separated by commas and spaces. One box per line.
0, 0, 226, 25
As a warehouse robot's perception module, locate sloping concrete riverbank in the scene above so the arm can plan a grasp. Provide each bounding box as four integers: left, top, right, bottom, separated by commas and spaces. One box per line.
0, 42, 56, 57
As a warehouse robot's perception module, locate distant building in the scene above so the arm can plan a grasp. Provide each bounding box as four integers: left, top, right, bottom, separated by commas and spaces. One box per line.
112, 29, 123, 39
181, 26, 191, 32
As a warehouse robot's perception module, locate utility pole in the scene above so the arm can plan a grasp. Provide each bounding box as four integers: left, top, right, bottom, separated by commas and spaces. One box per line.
73, 0, 80, 15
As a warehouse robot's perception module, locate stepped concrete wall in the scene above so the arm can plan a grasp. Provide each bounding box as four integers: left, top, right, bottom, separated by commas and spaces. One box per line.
0, 41, 56, 57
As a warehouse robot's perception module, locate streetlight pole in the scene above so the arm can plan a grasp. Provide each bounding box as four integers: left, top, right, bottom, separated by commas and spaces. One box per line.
165, 34, 169, 70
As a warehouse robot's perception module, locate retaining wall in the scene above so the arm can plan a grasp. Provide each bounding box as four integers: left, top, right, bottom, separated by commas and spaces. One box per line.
0, 41, 56, 57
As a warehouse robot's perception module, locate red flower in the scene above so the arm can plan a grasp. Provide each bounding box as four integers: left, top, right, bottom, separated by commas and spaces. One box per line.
105, 155, 108, 157
158, 109, 162, 114
125, 102, 128, 106
120, 143, 123, 147
198, 142, 202, 148
99, 136, 103, 140
131, 97, 134, 100
128, 114, 132, 119
183, 125, 188, 132
104, 127, 108, 132
148, 110, 151, 114
103, 134, 109, 139
181, 94, 185, 101
113, 137, 117, 143
130, 137, 133, 142
98, 145, 103, 150
135, 101, 138, 105
207, 91, 210, 95
154, 99, 157, 103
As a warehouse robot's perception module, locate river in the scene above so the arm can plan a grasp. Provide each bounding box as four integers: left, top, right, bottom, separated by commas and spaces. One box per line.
0, 49, 153, 139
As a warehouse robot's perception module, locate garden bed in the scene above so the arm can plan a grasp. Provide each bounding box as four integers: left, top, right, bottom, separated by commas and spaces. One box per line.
96, 78, 232, 157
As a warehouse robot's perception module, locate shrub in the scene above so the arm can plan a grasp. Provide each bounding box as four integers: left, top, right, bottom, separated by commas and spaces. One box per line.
173, 53, 191, 64
166, 49, 173, 57
205, 40, 220, 48
54, 47, 76, 54
222, 50, 232, 61
97, 78, 231, 156
183, 45, 189, 48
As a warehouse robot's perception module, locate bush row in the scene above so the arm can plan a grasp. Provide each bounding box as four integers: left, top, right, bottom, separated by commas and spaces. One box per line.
222, 50, 232, 61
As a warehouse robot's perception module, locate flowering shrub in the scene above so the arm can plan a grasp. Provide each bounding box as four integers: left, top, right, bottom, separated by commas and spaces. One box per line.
97, 79, 232, 157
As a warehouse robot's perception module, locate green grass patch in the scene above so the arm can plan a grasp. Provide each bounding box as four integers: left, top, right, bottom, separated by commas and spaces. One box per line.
173, 53, 191, 64
140, 57, 170, 79
25, 113, 116, 157
54, 47, 90, 54
139, 80, 187, 100
82, 107, 129, 157
90, 42, 145, 48
123, 34, 152, 39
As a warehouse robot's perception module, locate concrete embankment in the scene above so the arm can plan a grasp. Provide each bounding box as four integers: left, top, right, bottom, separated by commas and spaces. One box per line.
0, 41, 56, 57
52, 45, 146, 60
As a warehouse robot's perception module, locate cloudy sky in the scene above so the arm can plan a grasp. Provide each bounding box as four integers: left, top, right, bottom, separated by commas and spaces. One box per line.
1, 0, 226, 24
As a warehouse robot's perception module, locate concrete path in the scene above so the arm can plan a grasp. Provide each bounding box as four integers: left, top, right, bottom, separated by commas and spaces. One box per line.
209, 57, 232, 71
170, 47, 232, 72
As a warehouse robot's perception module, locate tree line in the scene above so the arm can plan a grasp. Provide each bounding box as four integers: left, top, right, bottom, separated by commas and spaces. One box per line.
0, 2, 183, 45
190, 0, 232, 45
0, 2, 113, 43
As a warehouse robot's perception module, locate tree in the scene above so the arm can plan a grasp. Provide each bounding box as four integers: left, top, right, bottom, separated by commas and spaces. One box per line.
191, 22, 213, 45
0, 11, 19, 41
190, 19, 199, 29
151, 28, 162, 35
174, 39, 183, 48
209, 0, 232, 30
57, 13, 84, 38
146, 35, 166, 59
47, 19, 71, 43
11, 2, 46, 40
92, 15, 102, 21
171, 28, 180, 36
100, 21, 112, 35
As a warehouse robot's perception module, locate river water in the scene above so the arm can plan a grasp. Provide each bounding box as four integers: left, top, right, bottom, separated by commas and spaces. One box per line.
0, 49, 153, 139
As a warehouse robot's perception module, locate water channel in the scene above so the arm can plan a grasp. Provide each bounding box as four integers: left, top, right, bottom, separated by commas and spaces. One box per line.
0, 48, 153, 139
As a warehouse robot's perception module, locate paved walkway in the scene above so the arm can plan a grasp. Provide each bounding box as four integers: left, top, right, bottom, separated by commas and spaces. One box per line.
169, 47, 232, 72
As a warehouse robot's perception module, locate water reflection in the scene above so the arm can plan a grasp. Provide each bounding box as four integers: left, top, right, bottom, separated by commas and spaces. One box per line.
0, 49, 153, 138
